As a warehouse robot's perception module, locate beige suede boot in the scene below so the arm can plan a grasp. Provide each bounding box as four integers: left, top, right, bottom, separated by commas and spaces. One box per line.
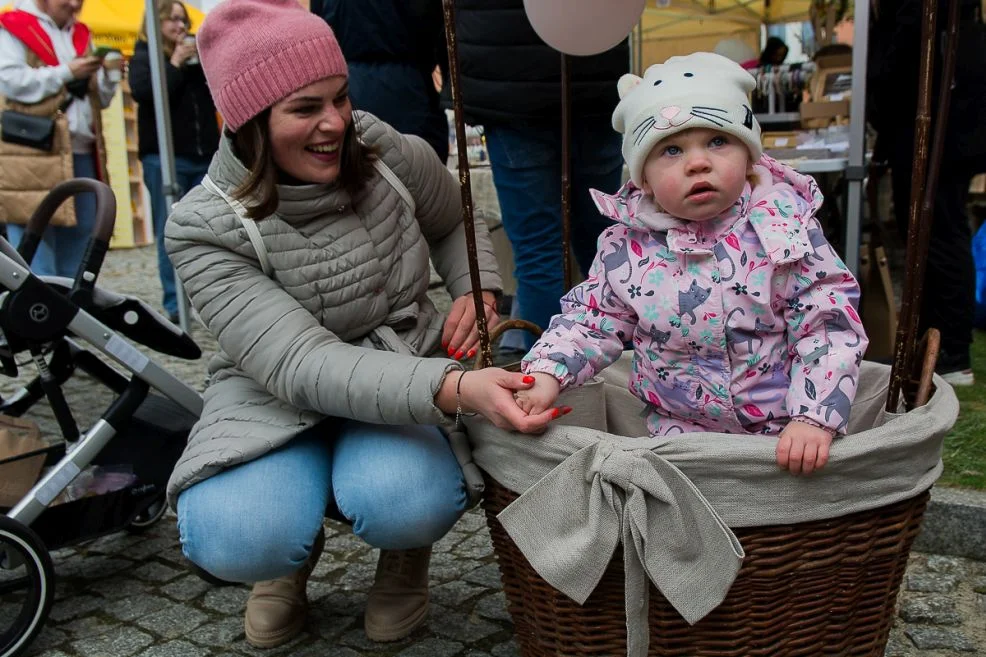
364, 546, 432, 642
244, 529, 325, 649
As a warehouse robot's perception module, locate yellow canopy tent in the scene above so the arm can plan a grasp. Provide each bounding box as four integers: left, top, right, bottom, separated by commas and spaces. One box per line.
1, 0, 206, 56
638, 0, 816, 68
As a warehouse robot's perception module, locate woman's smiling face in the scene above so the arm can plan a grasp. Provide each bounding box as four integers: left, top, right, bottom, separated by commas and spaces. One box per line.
268, 76, 352, 185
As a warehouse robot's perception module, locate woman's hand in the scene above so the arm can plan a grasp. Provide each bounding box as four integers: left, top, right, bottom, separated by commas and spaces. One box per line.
435, 368, 565, 434
170, 39, 197, 68
442, 291, 499, 361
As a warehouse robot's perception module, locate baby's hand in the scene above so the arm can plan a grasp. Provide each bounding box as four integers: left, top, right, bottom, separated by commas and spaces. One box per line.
776, 420, 834, 475
514, 372, 563, 416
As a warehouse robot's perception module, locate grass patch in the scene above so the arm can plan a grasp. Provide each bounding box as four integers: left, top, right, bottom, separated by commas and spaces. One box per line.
938, 331, 986, 490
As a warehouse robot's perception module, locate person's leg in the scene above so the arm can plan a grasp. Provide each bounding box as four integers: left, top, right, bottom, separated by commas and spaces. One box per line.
484, 122, 564, 348
50, 154, 98, 279
332, 421, 466, 641
142, 154, 177, 317
176, 430, 332, 582
570, 118, 624, 276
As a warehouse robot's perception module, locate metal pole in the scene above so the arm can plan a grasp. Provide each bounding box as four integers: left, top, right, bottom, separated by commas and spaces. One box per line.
842, 0, 870, 276
143, 0, 190, 332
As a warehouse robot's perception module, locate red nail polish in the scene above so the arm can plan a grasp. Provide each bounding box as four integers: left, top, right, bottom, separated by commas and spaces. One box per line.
447, 347, 455, 357
551, 408, 560, 418
562, 406, 573, 415
523, 376, 535, 384
442, 340, 449, 349
467, 349, 476, 359
455, 350, 464, 360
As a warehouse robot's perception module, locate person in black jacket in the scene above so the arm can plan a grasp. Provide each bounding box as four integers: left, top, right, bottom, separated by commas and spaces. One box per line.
312, 0, 449, 161
129, 0, 219, 322
452, 0, 628, 350
868, 0, 986, 385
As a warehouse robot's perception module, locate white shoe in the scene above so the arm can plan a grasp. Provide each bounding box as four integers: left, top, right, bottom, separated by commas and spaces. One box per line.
940, 369, 975, 386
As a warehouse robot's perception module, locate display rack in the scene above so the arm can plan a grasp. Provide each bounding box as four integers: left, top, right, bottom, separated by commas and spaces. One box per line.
104, 79, 151, 249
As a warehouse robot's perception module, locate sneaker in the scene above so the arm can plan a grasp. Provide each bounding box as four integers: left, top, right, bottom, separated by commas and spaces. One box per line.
936, 350, 975, 386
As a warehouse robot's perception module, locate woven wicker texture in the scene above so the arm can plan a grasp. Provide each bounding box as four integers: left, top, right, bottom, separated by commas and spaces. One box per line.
482, 475, 929, 656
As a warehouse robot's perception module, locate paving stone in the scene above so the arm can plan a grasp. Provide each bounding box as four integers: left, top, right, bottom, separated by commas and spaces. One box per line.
897, 595, 962, 625
431, 580, 487, 608
338, 628, 412, 652
904, 573, 959, 593
428, 610, 501, 642
23, 625, 69, 654
61, 615, 116, 639
87, 577, 151, 600
131, 562, 183, 583
463, 563, 504, 589
72, 627, 155, 657
46, 595, 105, 622
306, 603, 357, 639
135, 603, 209, 639
491, 640, 521, 657
976, 593, 986, 613
883, 632, 915, 657
972, 575, 986, 594
904, 626, 977, 651
134, 639, 211, 657
924, 555, 965, 575
288, 643, 361, 657
25, 650, 71, 657
185, 616, 243, 647
103, 593, 171, 622
333, 561, 376, 592
474, 592, 513, 624
201, 586, 249, 614
393, 637, 464, 657
160, 574, 212, 601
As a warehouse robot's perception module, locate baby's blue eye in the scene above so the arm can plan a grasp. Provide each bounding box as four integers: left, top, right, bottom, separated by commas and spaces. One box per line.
663, 145, 682, 156
710, 136, 727, 147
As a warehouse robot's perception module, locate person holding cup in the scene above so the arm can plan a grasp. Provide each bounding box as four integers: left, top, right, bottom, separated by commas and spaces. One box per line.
0, 0, 119, 277
129, 0, 219, 323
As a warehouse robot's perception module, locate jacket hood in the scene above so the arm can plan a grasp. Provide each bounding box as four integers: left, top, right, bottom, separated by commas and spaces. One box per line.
590, 154, 823, 264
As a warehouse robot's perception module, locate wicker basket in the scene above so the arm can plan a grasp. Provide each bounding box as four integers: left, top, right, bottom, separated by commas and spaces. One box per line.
482, 475, 929, 656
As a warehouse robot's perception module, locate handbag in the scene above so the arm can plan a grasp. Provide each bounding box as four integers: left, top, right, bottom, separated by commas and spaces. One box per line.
0, 109, 55, 151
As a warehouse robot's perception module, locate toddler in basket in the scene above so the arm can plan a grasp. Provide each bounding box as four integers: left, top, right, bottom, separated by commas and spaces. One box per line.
516, 52, 868, 475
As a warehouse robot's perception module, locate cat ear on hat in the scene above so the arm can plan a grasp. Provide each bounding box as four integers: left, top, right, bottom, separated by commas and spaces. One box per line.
613, 73, 643, 133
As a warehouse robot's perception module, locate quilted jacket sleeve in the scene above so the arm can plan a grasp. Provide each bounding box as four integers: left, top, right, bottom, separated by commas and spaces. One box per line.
780, 217, 869, 434
164, 197, 462, 427
361, 113, 502, 299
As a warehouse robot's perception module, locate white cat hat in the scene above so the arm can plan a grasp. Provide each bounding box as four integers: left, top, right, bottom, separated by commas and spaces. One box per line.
613, 52, 763, 187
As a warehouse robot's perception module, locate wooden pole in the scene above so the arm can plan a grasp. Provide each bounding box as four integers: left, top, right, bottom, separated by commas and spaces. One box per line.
442, 0, 494, 369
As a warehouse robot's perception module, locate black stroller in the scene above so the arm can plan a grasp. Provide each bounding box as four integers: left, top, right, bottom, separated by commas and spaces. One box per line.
0, 180, 203, 657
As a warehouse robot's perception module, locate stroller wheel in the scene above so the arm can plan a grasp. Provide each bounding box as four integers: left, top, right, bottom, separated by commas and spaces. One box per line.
126, 495, 168, 534
0, 516, 54, 657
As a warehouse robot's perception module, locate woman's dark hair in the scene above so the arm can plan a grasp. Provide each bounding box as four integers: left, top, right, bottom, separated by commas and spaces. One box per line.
230, 111, 377, 220
759, 36, 789, 66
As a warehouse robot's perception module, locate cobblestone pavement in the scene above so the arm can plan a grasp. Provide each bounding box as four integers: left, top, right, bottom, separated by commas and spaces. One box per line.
3, 245, 985, 657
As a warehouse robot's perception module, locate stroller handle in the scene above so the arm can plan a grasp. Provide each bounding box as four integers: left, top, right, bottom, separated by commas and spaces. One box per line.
19, 178, 117, 292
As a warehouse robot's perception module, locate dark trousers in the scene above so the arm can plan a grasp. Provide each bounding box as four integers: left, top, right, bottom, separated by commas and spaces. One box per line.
890, 154, 976, 359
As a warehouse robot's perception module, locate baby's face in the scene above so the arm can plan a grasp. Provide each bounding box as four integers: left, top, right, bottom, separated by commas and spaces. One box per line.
640, 127, 751, 222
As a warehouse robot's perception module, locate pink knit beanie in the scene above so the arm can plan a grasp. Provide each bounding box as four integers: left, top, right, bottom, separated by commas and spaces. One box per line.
197, 0, 348, 131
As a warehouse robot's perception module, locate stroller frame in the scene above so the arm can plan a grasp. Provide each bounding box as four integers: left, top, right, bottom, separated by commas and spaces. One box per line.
1, 179, 204, 657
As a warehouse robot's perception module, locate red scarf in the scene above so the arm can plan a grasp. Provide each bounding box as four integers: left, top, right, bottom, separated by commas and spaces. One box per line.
0, 10, 90, 65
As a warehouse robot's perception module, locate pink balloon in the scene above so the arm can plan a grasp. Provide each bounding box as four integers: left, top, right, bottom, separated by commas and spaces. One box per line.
523, 0, 645, 56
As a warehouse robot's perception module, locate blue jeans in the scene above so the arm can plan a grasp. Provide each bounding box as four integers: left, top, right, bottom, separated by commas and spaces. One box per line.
176, 421, 467, 583
142, 154, 210, 316
6, 153, 97, 278
484, 120, 623, 349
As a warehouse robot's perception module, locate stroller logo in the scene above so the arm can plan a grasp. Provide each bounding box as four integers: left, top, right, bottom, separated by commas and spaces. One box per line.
29, 303, 49, 323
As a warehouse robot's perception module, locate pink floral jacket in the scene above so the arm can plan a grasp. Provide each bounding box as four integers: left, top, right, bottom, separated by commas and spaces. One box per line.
522, 156, 868, 436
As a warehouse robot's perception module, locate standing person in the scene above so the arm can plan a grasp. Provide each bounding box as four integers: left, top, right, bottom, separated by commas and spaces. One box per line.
313, 0, 449, 162
0, 0, 118, 277
759, 36, 789, 66
129, 0, 219, 323
453, 0, 628, 350
868, 0, 986, 385
515, 53, 867, 475
166, 0, 566, 648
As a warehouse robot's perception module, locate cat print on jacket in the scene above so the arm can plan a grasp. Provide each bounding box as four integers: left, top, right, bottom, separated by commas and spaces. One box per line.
523, 155, 867, 437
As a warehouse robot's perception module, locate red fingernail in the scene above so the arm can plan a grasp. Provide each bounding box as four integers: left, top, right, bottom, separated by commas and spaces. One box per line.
442, 340, 449, 349
447, 347, 455, 357
467, 349, 476, 359
562, 406, 573, 415
455, 350, 464, 360
523, 376, 535, 384
551, 408, 560, 418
